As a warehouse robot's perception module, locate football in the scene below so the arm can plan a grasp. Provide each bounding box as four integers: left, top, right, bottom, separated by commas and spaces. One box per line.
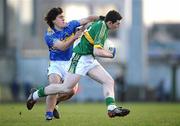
104, 39, 115, 53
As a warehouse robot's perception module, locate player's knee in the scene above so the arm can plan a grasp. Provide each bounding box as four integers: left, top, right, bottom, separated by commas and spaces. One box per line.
63, 87, 72, 93
57, 90, 74, 101
106, 78, 114, 86
48, 74, 62, 84
64, 83, 79, 93
72, 83, 79, 94
68, 90, 75, 97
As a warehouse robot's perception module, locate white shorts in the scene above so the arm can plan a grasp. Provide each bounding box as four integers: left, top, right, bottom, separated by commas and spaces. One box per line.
48, 61, 70, 80
48, 60, 79, 93
69, 53, 100, 76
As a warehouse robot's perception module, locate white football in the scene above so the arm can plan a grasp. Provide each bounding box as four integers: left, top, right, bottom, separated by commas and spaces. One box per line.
104, 39, 115, 53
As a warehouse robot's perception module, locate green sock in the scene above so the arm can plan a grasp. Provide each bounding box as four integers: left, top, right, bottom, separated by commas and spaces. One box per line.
37, 87, 47, 97
105, 97, 115, 106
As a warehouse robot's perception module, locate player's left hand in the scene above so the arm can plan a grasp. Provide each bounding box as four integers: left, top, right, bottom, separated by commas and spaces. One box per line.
109, 47, 116, 58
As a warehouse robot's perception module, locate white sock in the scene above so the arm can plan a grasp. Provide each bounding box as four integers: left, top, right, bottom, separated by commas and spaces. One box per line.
32, 91, 39, 100
107, 104, 117, 111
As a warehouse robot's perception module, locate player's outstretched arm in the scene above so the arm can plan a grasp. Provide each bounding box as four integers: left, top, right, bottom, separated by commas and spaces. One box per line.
79, 16, 99, 25
53, 29, 83, 51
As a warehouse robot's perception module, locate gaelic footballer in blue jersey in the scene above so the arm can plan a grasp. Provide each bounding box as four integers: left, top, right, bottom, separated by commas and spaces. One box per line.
44, 20, 80, 61
26, 7, 99, 120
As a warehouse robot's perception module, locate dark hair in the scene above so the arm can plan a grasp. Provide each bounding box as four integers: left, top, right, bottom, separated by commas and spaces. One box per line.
105, 10, 122, 23
44, 7, 63, 28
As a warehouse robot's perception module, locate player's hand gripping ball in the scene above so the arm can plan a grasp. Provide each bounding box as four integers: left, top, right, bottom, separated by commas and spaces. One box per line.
104, 39, 116, 58
109, 47, 116, 58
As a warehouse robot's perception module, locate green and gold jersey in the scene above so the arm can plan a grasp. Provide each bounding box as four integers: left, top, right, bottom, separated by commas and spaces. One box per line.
73, 20, 109, 55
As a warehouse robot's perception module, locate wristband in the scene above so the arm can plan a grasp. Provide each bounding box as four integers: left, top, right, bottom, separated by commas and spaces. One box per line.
109, 47, 116, 58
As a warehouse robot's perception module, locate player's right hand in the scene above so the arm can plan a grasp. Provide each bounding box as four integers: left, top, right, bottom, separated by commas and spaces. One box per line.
74, 30, 83, 40
74, 26, 86, 40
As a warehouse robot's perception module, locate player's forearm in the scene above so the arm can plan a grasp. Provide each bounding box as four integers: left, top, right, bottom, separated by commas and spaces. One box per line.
93, 48, 113, 58
80, 16, 99, 25
60, 37, 77, 51
53, 37, 77, 51
87, 16, 99, 22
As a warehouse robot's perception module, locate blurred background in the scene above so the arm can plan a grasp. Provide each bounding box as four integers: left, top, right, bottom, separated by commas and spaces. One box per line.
0, 0, 180, 103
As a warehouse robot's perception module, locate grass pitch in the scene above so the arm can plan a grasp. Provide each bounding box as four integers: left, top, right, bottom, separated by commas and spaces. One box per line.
0, 102, 180, 126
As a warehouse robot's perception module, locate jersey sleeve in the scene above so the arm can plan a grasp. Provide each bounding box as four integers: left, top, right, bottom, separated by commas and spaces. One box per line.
44, 34, 59, 49
93, 22, 106, 49
67, 20, 81, 33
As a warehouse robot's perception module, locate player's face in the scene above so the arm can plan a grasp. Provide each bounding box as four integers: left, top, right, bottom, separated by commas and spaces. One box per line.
53, 14, 67, 28
108, 20, 121, 30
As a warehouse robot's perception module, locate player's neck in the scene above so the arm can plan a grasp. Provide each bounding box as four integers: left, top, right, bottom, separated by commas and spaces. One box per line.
54, 25, 63, 31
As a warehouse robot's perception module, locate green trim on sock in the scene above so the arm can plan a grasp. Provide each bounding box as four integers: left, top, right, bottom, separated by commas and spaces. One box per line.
38, 87, 47, 97
106, 97, 115, 106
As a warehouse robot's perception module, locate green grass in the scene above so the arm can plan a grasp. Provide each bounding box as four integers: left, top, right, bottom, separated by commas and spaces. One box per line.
0, 102, 180, 126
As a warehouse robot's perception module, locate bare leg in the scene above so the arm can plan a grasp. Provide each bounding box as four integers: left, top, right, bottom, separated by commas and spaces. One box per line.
46, 74, 62, 113
46, 73, 79, 120
44, 73, 81, 95
56, 83, 78, 102
87, 65, 115, 99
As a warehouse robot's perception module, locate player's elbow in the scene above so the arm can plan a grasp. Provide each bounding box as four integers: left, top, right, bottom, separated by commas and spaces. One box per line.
88, 16, 98, 22
104, 77, 114, 86
60, 47, 67, 51
62, 87, 71, 93
57, 45, 67, 51
53, 42, 67, 51
87, 16, 94, 22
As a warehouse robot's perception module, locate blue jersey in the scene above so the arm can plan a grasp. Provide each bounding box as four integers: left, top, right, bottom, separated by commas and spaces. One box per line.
44, 20, 80, 61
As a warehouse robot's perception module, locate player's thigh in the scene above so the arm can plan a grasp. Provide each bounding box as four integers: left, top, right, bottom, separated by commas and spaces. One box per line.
87, 65, 114, 84
63, 73, 81, 89
48, 73, 63, 84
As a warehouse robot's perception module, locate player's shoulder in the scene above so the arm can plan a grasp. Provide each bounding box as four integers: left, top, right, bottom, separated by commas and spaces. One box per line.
94, 20, 103, 24
67, 20, 80, 27
92, 20, 103, 26
92, 20, 106, 29
44, 27, 57, 42
46, 27, 55, 36
68, 20, 79, 23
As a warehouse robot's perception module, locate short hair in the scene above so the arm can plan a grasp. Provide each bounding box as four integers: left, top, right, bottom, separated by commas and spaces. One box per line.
105, 10, 122, 23
44, 7, 63, 28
